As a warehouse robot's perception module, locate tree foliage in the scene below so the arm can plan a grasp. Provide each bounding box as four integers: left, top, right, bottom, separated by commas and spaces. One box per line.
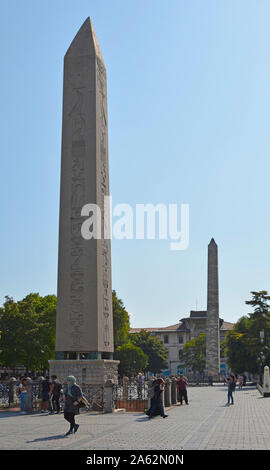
114, 342, 148, 377
179, 333, 206, 374
129, 330, 168, 373
224, 291, 270, 374
112, 290, 130, 349
0, 293, 57, 372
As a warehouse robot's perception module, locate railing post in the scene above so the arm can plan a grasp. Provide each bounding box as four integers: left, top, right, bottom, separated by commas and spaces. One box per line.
263, 366, 270, 397
8, 377, 17, 407
147, 380, 153, 410
104, 379, 114, 413
164, 378, 172, 407
123, 376, 129, 400
24, 377, 33, 413
171, 377, 177, 405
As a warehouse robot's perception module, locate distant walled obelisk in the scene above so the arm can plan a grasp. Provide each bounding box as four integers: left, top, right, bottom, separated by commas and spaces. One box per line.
205, 238, 220, 379
49, 18, 119, 385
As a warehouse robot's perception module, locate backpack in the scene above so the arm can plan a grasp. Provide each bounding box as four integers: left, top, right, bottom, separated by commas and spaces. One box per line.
55, 382, 62, 394
230, 380, 236, 391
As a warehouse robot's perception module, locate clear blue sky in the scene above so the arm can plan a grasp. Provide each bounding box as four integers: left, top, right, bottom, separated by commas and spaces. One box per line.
1, 0, 270, 327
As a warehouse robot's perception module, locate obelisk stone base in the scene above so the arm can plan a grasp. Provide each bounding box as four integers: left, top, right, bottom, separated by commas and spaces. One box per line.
48, 359, 119, 386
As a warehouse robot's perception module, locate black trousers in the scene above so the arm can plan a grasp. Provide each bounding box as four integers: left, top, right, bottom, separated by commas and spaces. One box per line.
179, 389, 188, 404
52, 395, 60, 413
64, 412, 75, 429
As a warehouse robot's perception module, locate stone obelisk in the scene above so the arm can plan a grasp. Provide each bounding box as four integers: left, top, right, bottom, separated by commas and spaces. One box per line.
205, 238, 220, 379
49, 18, 119, 385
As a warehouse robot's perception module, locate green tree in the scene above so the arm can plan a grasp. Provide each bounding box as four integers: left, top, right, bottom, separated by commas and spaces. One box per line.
224, 323, 256, 374
224, 291, 270, 377
0, 296, 22, 368
129, 330, 168, 373
114, 342, 148, 377
245, 291, 270, 376
112, 290, 130, 348
179, 333, 206, 375
0, 293, 57, 373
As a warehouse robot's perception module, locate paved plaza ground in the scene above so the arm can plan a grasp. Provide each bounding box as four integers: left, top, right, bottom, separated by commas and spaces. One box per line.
0, 384, 269, 450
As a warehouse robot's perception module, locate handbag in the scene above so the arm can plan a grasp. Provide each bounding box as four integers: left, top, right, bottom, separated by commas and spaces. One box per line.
78, 395, 89, 408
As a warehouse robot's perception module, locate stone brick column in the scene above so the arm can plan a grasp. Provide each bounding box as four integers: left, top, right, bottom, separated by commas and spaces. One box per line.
104, 379, 114, 413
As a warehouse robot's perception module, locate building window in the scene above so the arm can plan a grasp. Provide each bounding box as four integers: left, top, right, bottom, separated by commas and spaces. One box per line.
163, 335, 169, 344
178, 335, 183, 344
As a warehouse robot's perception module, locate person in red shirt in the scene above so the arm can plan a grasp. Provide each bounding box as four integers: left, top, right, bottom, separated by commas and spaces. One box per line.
177, 375, 189, 405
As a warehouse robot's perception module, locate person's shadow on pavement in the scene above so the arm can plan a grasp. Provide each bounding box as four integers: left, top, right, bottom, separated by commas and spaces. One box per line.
136, 416, 151, 422
27, 434, 67, 443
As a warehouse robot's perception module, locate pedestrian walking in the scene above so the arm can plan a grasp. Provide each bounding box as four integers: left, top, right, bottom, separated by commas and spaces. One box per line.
146, 377, 159, 417
177, 375, 189, 405
50, 375, 62, 414
63, 376, 83, 435
18, 378, 27, 414
226, 373, 236, 405
238, 375, 244, 390
147, 378, 168, 419
41, 376, 52, 413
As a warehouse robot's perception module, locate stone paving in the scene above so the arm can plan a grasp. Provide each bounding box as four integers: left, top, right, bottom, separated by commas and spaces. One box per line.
0, 384, 269, 450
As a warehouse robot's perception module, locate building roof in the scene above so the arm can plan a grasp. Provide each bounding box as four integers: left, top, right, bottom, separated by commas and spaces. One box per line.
189, 310, 207, 318
130, 323, 182, 333
130, 319, 235, 334
220, 321, 234, 330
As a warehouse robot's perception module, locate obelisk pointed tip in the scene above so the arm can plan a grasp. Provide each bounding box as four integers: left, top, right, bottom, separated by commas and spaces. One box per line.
209, 238, 217, 246
65, 17, 104, 62
89, 18, 105, 63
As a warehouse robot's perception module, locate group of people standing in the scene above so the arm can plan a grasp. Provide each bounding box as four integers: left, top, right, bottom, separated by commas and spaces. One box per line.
40, 375, 63, 413
17, 374, 63, 415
